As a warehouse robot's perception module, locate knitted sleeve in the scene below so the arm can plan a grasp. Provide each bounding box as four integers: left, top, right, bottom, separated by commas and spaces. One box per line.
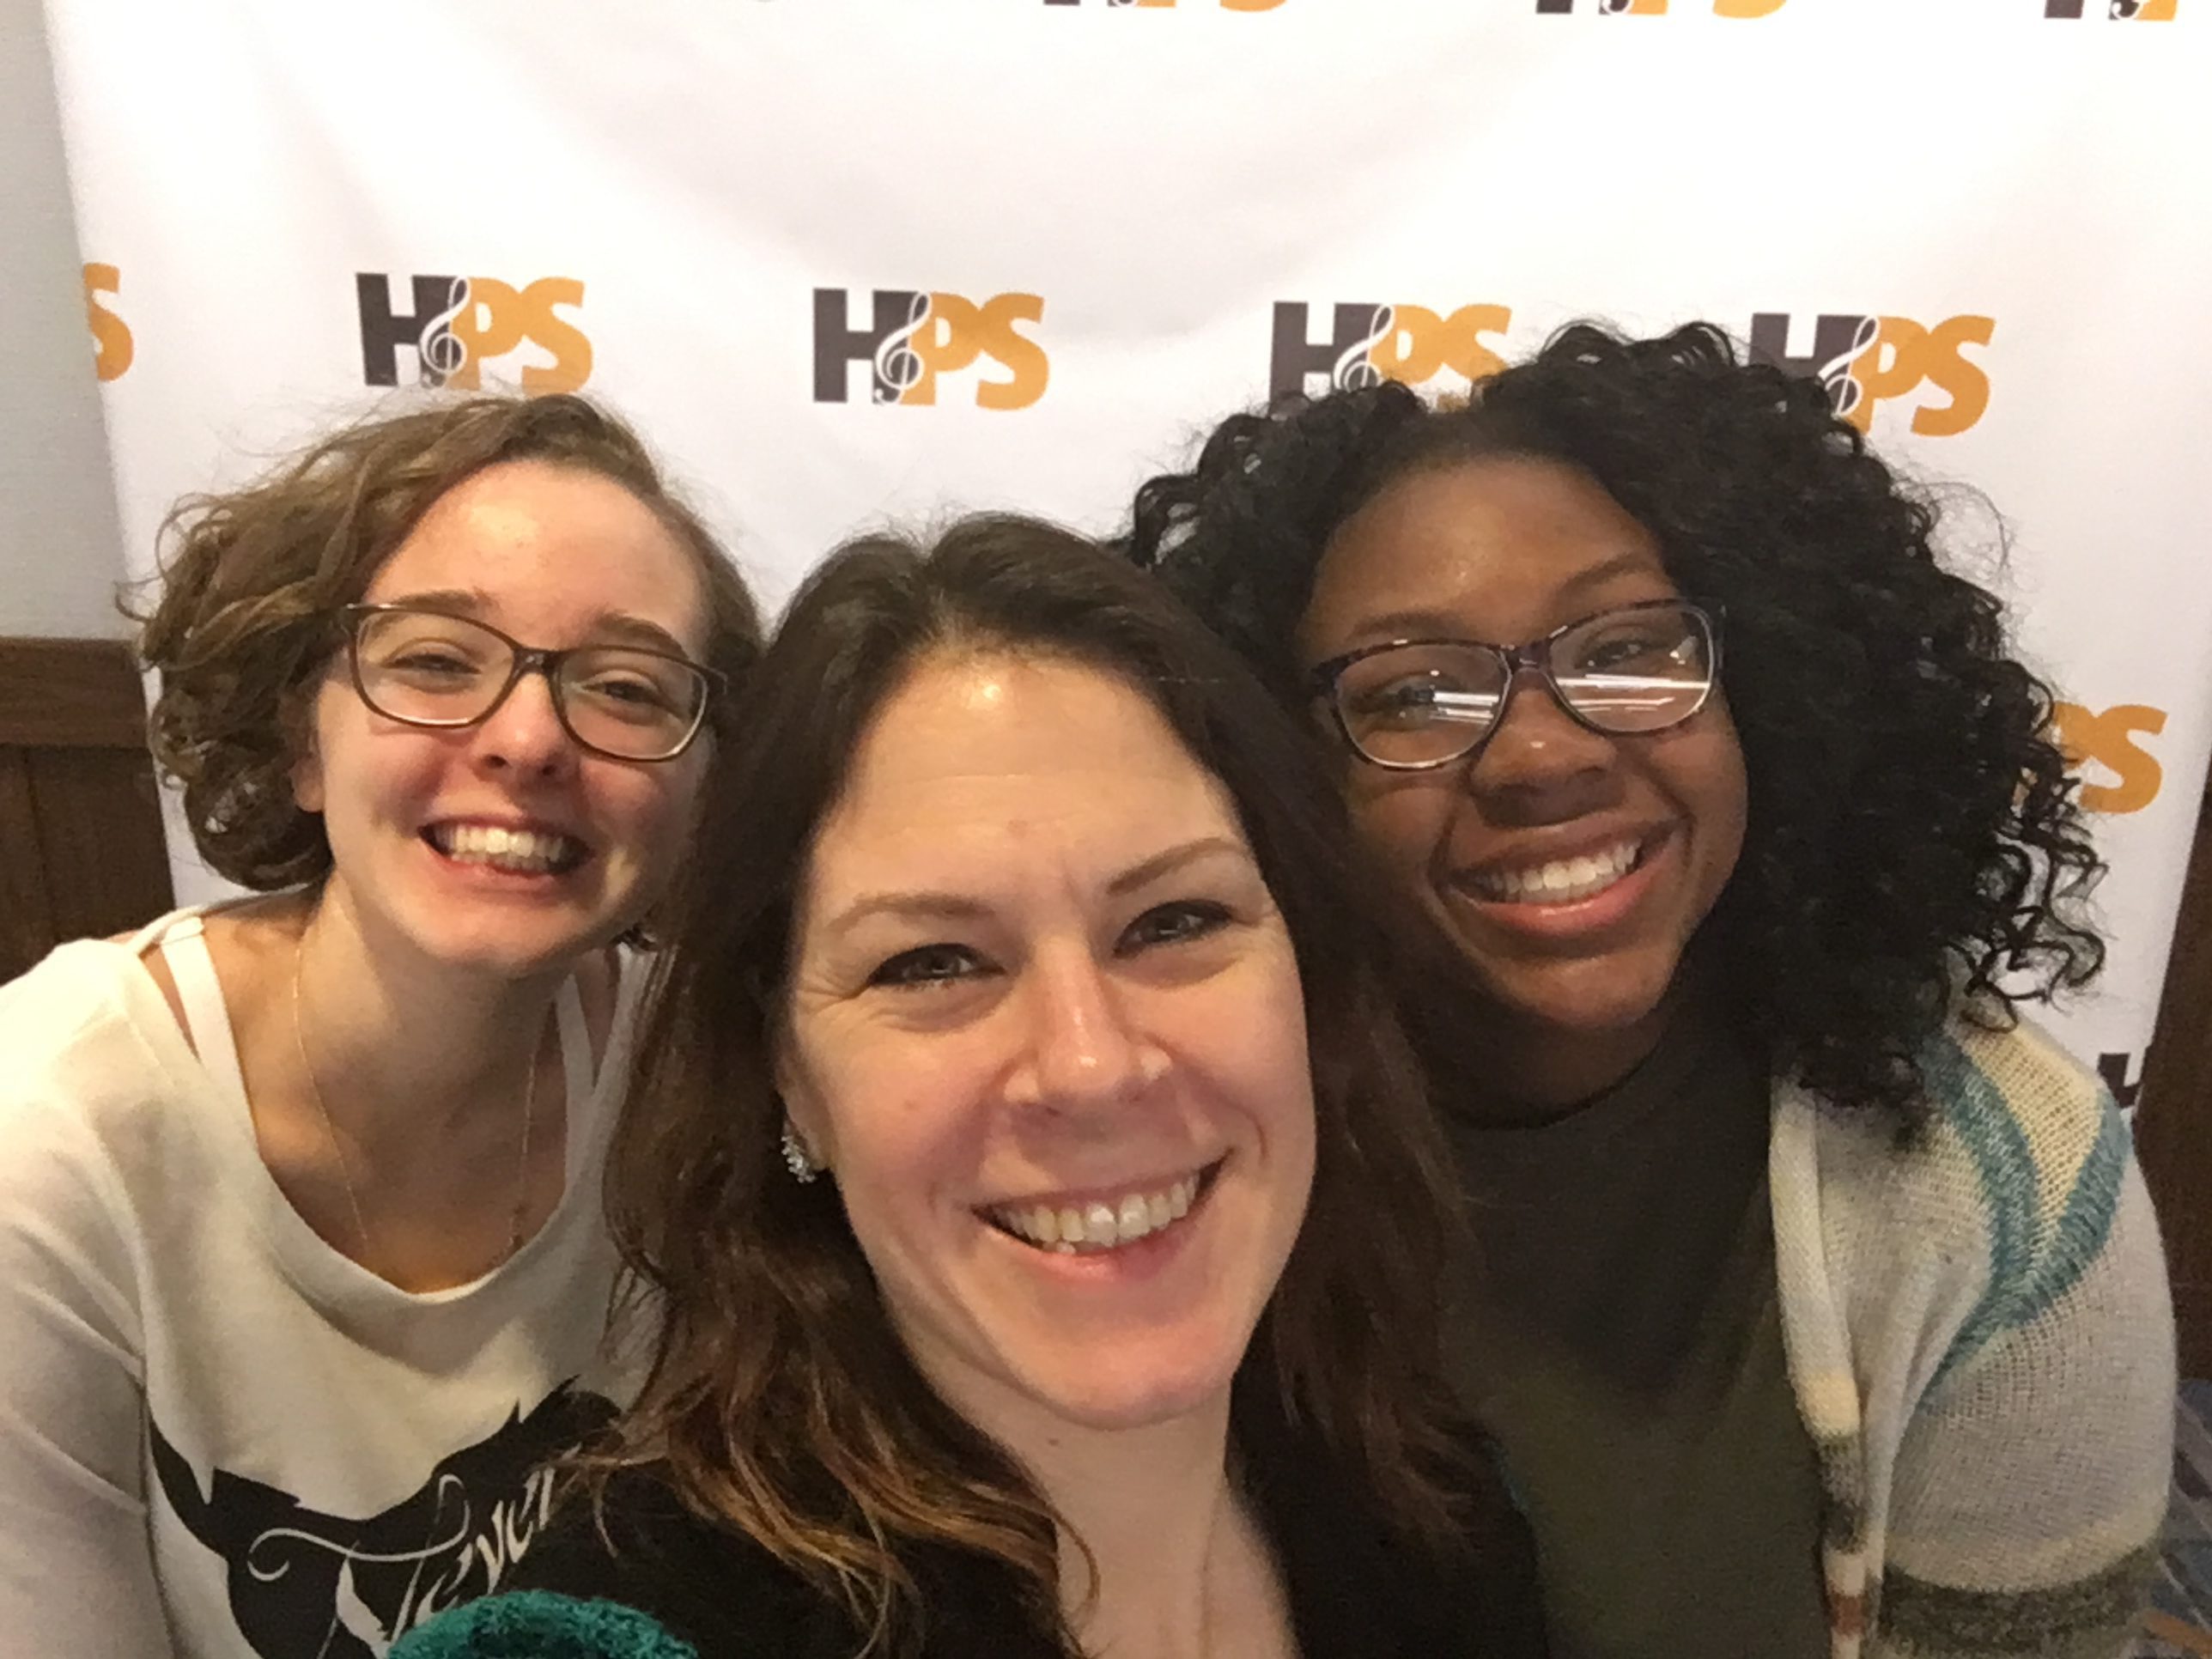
1867, 1023, 2176, 1659
388, 1590, 697, 1659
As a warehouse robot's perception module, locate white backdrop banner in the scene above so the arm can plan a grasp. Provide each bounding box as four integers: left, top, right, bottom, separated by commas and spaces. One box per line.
42, 0, 2212, 1106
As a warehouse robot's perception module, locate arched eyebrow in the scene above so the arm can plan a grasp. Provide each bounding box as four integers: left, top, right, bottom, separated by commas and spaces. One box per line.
376, 586, 694, 657
820, 836, 1255, 939
820, 893, 992, 935
1103, 836, 1252, 898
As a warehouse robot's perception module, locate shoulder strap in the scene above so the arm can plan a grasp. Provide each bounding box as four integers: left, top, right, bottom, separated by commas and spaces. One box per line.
153, 919, 250, 1110
122, 904, 202, 954
554, 975, 591, 1107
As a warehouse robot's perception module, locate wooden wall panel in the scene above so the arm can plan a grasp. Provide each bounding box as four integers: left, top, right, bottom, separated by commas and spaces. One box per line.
24, 747, 175, 949
0, 638, 173, 987
0, 747, 56, 981
0, 637, 148, 749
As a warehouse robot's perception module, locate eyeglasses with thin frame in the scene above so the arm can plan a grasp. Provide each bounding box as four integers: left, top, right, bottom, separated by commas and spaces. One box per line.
1307, 599, 1722, 771
338, 603, 724, 763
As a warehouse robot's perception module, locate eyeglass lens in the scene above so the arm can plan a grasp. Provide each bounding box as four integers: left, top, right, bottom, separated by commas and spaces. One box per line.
1332, 604, 1713, 768
351, 609, 707, 760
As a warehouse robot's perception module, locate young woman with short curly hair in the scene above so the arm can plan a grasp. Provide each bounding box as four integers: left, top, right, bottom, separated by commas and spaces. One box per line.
0, 393, 761, 1658
1125, 322, 2176, 1659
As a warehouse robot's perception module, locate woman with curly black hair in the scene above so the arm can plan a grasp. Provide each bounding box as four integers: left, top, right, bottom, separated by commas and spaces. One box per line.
1125, 322, 2175, 1659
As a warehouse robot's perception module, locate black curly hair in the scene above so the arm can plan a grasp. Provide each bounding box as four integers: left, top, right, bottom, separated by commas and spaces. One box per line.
1126, 320, 2104, 1122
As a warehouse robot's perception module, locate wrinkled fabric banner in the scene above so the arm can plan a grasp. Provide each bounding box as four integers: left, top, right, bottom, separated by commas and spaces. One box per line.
43, 0, 2212, 1093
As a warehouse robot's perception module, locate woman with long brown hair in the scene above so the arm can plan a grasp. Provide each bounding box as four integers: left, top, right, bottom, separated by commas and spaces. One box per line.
394, 516, 1544, 1657
0, 393, 761, 1658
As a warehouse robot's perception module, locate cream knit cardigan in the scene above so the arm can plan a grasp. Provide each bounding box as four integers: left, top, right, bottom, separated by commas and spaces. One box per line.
1771, 1017, 2176, 1659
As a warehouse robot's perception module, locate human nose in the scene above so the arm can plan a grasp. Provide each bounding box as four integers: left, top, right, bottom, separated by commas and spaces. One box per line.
1005, 947, 1166, 1121
471, 665, 577, 777
1466, 664, 1620, 818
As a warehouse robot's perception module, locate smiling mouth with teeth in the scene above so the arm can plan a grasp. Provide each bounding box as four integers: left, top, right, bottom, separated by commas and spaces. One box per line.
426, 823, 589, 876
1467, 838, 1648, 906
983, 1163, 1220, 1256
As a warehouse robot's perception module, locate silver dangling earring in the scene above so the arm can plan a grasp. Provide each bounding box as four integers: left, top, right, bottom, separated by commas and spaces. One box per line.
780, 1121, 821, 1184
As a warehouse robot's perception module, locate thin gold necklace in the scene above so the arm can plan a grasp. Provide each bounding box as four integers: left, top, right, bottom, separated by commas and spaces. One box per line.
288, 929, 542, 1270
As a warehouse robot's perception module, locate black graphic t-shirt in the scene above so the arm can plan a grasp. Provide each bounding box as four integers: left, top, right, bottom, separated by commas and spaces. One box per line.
0, 915, 647, 1659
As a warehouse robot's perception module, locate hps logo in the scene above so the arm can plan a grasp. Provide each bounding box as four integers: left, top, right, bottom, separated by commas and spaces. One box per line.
1042, 1, 1285, 9
2045, 1, 2176, 17
2053, 701, 2166, 816
355, 275, 592, 392
83, 264, 132, 382
812, 289, 1049, 410
1747, 313, 1993, 436
2058, 693, 2167, 1112
1271, 302, 1512, 401
1535, 1, 1787, 15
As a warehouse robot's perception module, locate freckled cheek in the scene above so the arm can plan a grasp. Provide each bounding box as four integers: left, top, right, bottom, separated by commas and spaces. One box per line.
321, 729, 447, 834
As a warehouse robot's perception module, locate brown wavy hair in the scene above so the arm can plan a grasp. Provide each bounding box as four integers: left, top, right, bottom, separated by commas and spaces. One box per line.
598, 516, 1487, 1656
132, 393, 763, 890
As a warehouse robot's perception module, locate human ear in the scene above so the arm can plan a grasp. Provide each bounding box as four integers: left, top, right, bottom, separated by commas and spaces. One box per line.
285, 682, 328, 814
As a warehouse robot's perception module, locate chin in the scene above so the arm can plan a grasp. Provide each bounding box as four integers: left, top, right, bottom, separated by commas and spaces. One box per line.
1486, 955, 1678, 1042
405, 911, 619, 981
1016, 1352, 1237, 1435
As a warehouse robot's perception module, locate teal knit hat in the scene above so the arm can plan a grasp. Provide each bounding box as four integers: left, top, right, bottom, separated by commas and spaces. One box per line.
387, 1590, 698, 1659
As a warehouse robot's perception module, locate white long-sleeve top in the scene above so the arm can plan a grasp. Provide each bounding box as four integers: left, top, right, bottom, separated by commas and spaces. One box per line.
0, 908, 645, 1659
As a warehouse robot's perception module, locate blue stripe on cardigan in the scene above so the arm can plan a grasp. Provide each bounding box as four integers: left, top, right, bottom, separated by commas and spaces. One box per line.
1929, 1033, 2126, 1390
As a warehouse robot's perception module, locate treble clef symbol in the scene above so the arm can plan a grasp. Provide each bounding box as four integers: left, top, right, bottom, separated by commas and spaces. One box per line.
418, 276, 471, 388
1333, 304, 1395, 392
872, 292, 933, 405
1817, 313, 1881, 422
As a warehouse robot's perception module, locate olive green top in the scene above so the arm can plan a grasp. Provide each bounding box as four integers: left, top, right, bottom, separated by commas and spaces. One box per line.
1441, 999, 1831, 1659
